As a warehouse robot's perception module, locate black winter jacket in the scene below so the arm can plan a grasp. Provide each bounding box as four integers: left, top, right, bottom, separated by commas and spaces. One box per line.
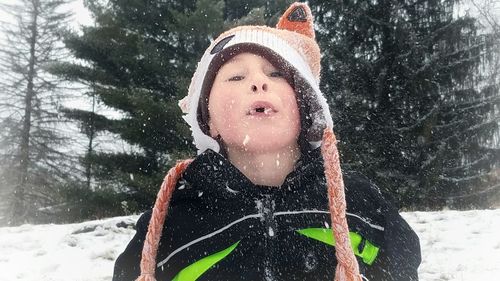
113, 148, 421, 281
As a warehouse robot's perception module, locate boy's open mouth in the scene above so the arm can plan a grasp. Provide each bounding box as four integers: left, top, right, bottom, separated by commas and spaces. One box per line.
247, 101, 278, 116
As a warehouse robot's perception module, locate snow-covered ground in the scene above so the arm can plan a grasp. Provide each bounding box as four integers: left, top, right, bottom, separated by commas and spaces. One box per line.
0, 209, 499, 281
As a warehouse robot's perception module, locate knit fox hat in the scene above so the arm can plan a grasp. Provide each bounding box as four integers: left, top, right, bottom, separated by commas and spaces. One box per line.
178, 2, 333, 154
137, 3, 362, 281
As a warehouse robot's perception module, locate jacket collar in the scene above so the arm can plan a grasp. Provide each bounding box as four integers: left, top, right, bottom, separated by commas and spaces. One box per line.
182, 148, 324, 199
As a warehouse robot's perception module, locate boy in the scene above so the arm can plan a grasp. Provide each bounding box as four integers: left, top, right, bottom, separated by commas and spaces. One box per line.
113, 3, 421, 281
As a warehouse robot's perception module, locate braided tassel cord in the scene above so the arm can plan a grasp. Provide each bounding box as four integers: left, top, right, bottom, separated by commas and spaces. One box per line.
136, 159, 193, 281
321, 128, 362, 281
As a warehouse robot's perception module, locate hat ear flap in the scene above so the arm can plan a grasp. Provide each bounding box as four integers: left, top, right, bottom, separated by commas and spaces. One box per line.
276, 2, 315, 39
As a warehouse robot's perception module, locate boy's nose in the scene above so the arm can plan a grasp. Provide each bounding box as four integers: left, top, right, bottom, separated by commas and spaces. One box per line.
251, 83, 268, 93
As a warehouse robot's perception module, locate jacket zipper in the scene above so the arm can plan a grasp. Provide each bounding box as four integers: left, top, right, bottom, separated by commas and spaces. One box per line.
261, 194, 277, 280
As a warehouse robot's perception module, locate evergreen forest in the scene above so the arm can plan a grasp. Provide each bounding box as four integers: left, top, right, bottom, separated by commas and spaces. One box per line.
0, 0, 498, 225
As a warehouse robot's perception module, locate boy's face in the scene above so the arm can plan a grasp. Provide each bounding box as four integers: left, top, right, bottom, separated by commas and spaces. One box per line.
208, 52, 301, 153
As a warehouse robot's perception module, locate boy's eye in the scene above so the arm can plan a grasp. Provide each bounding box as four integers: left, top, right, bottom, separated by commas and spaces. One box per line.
228, 75, 244, 81
269, 71, 283, 78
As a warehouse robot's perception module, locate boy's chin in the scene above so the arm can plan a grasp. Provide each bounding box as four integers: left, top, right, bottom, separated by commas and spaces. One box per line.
225, 133, 299, 153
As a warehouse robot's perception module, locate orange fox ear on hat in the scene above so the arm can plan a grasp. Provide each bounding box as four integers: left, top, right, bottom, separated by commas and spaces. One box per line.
178, 2, 333, 155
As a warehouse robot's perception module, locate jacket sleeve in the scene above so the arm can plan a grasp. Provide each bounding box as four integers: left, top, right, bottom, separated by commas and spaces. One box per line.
363, 189, 422, 281
112, 210, 152, 281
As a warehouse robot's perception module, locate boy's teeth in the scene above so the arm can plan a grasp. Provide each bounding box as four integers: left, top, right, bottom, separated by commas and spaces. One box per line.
249, 107, 274, 115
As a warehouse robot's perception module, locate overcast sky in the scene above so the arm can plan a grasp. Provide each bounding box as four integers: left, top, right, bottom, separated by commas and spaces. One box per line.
0, 0, 93, 29
69, 0, 93, 27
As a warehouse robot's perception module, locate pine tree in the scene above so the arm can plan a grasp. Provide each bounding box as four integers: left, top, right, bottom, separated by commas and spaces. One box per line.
225, 0, 293, 27
50, 0, 227, 212
0, 0, 75, 224
310, 0, 500, 209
